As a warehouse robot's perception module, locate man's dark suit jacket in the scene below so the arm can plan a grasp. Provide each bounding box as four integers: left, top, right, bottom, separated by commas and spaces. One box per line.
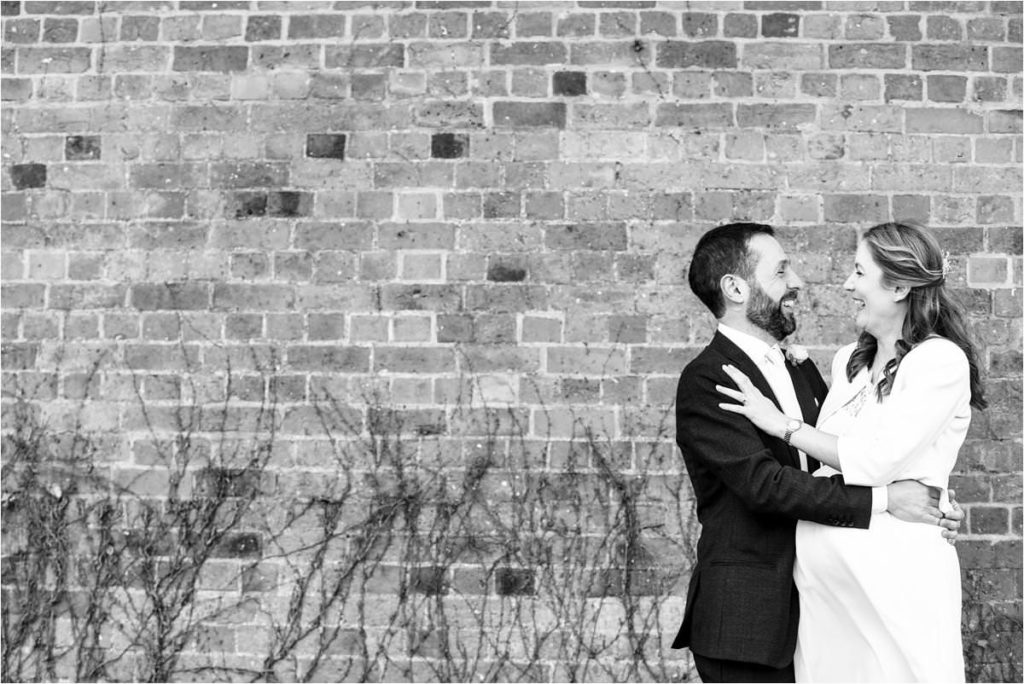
672, 331, 874, 669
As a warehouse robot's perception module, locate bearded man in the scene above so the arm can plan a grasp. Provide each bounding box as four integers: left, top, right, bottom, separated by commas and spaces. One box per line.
670, 222, 957, 683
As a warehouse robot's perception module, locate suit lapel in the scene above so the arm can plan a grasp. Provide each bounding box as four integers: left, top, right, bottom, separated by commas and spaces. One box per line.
709, 332, 783, 412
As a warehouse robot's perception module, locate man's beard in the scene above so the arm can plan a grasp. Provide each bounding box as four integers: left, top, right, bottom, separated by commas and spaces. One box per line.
746, 284, 798, 341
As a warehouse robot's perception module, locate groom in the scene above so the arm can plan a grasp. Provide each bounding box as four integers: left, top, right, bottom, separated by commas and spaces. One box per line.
671, 223, 956, 683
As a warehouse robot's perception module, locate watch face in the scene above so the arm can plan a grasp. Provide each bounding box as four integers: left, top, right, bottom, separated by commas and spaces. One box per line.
787, 419, 801, 430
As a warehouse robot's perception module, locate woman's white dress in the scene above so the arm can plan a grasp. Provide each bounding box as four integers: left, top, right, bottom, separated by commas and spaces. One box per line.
794, 338, 968, 683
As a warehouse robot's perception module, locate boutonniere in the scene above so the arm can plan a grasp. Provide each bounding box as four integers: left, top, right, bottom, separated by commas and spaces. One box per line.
785, 344, 809, 365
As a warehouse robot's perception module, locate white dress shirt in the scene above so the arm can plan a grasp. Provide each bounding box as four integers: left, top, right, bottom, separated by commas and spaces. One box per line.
718, 323, 809, 470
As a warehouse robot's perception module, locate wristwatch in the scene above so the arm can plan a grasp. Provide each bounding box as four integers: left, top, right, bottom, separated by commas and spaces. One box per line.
783, 418, 803, 445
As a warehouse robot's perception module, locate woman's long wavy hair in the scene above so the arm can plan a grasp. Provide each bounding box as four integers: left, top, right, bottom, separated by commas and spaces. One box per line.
846, 222, 987, 410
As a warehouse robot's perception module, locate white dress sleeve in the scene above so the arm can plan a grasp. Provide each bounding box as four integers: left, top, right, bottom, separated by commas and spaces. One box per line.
837, 339, 971, 487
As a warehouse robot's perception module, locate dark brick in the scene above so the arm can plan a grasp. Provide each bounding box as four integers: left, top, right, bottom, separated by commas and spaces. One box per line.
493, 101, 565, 128
1, 2, 20, 16
495, 567, 534, 596
10, 163, 45, 189
762, 13, 799, 38
41, 17, 76, 42
267, 191, 311, 218
64, 135, 100, 161
912, 45, 988, 71
245, 15, 280, 42
212, 533, 261, 559
411, 566, 448, 595
884, 74, 922, 101
120, 15, 159, 41
289, 14, 346, 39
553, 71, 586, 96
195, 468, 262, 498
829, 43, 905, 69
306, 133, 346, 159
230, 192, 267, 219
656, 41, 737, 69
970, 506, 1010, 535
724, 13, 757, 38
491, 41, 566, 65
172, 46, 248, 72
431, 132, 468, 158
487, 263, 526, 282
887, 15, 922, 41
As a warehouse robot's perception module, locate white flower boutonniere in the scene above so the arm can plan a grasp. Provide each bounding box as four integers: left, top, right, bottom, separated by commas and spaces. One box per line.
785, 344, 809, 365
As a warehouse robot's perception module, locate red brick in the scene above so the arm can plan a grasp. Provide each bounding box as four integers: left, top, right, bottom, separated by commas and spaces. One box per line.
491, 42, 567, 65
286, 346, 370, 372
172, 46, 248, 72
912, 44, 988, 71
656, 41, 737, 69
493, 101, 566, 128
654, 103, 733, 128
829, 43, 905, 69
16, 46, 90, 72
743, 42, 823, 70
737, 103, 815, 130
544, 223, 627, 251
374, 346, 455, 373
906, 108, 984, 134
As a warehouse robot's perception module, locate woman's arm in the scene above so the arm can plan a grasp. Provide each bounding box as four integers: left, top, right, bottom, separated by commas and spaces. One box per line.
717, 363, 842, 469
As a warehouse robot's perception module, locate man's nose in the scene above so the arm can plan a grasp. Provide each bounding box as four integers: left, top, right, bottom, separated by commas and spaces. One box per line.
788, 270, 804, 290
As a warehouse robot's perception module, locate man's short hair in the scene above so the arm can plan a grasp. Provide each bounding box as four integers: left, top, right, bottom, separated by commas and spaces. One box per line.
688, 222, 775, 317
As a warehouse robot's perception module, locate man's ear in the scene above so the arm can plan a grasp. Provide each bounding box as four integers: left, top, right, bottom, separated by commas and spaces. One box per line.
720, 274, 748, 305
892, 283, 911, 302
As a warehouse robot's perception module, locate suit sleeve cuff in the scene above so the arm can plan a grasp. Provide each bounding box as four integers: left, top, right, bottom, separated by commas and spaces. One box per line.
871, 486, 887, 514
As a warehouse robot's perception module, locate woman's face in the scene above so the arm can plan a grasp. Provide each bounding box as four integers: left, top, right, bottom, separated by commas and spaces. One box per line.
843, 240, 904, 337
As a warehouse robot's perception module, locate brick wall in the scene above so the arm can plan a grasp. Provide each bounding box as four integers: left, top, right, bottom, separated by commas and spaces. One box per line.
1, 0, 1021, 681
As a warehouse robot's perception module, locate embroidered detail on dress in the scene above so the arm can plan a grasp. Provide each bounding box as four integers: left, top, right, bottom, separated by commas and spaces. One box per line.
840, 383, 874, 418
